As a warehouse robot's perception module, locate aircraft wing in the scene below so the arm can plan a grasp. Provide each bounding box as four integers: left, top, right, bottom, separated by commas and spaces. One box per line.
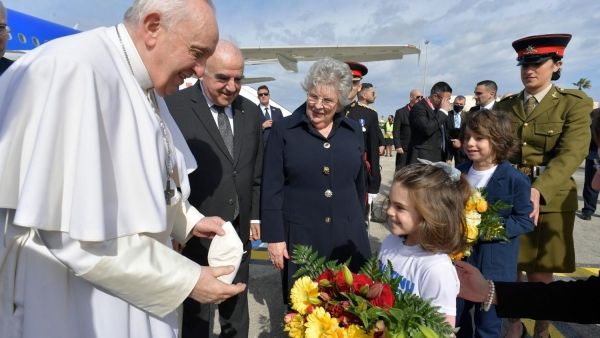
240, 44, 420, 72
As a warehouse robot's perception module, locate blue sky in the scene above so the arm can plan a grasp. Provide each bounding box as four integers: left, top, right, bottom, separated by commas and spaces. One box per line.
5, 0, 600, 115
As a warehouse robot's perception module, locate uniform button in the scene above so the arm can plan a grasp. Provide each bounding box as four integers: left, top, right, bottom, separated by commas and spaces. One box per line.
325, 217, 331, 223
522, 142, 527, 146
233, 171, 238, 177
325, 189, 333, 198
523, 123, 528, 127
228, 199, 234, 205
547, 130, 554, 135
522, 160, 527, 165
323, 166, 330, 175
324, 142, 331, 149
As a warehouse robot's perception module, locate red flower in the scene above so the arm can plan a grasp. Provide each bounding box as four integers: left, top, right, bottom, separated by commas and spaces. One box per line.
317, 269, 335, 288
369, 283, 394, 308
352, 274, 374, 292
335, 270, 375, 294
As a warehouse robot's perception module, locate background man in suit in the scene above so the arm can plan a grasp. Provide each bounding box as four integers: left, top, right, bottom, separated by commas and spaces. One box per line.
407, 81, 452, 164
580, 108, 600, 220
0, 1, 13, 76
446, 95, 469, 165
393, 89, 422, 171
470, 80, 498, 112
345, 62, 383, 205
257, 84, 283, 146
166, 40, 263, 338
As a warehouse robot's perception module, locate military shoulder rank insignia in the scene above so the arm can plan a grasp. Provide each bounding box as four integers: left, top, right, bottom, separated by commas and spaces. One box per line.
358, 102, 377, 112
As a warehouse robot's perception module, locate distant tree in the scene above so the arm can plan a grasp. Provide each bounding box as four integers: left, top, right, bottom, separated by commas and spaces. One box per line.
573, 78, 592, 91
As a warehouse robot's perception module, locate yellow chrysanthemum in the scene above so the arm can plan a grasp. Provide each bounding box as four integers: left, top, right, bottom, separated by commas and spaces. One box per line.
290, 276, 320, 315
465, 210, 480, 243
284, 313, 305, 338
476, 199, 488, 213
345, 324, 371, 338
465, 199, 476, 211
305, 307, 341, 337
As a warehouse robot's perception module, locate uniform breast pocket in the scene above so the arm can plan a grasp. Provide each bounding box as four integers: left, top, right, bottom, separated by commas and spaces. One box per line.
534, 122, 563, 152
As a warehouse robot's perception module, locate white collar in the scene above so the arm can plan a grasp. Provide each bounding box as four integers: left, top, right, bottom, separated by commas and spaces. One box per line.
482, 101, 495, 110
259, 103, 270, 110
524, 83, 553, 103
107, 24, 153, 91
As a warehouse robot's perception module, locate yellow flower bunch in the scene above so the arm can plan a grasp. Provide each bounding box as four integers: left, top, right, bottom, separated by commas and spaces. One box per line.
290, 276, 320, 315
450, 188, 511, 260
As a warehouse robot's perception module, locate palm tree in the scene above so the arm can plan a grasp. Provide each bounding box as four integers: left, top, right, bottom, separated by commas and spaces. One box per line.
572, 78, 592, 91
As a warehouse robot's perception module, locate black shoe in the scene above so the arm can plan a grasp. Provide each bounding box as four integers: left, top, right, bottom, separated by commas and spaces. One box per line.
578, 212, 593, 220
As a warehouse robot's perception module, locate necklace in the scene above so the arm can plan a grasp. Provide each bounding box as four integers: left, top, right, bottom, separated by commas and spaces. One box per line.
115, 25, 175, 205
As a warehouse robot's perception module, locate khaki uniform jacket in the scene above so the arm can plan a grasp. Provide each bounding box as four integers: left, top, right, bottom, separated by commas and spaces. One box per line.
497, 85, 592, 213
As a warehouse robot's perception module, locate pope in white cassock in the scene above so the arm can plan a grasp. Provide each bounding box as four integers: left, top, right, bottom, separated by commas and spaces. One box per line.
0, 0, 247, 337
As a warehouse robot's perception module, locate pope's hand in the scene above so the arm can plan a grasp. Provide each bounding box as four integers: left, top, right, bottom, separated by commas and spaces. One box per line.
192, 216, 226, 239
189, 266, 246, 304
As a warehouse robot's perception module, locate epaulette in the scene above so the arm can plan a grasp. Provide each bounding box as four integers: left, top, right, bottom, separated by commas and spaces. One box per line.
358, 102, 377, 112
499, 94, 518, 102
553, 87, 588, 99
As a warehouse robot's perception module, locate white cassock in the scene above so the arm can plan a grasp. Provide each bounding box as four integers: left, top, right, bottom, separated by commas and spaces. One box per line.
0, 24, 205, 337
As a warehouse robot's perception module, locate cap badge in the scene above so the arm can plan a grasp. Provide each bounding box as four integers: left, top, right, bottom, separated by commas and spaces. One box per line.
524, 45, 538, 55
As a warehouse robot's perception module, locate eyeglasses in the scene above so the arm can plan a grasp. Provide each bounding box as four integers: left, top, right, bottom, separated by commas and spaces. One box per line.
258, 92, 269, 97
307, 92, 338, 108
0, 25, 11, 35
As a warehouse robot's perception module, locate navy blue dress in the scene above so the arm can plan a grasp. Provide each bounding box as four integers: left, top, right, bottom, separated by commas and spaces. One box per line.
261, 103, 372, 303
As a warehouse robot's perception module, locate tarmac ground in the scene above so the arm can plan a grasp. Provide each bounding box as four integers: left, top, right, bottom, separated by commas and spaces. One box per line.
207, 155, 600, 337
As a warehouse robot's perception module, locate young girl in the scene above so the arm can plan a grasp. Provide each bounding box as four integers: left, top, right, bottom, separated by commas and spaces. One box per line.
455, 109, 534, 338
378, 163, 471, 327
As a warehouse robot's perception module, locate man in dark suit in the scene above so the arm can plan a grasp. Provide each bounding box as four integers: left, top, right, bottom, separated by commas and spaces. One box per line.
469, 80, 498, 112
393, 88, 422, 171
344, 62, 383, 205
446, 95, 469, 165
0, 2, 14, 76
166, 40, 263, 338
407, 81, 452, 164
257, 84, 283, 146
580, 108, 600, 220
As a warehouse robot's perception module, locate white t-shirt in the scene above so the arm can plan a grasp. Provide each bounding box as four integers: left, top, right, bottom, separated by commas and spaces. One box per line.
467, 165, 498, 188
378, 235, 459, 316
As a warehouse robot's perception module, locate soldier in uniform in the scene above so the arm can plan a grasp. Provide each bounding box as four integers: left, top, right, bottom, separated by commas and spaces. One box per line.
344, 62, 384, 206
497, 34, 593, 338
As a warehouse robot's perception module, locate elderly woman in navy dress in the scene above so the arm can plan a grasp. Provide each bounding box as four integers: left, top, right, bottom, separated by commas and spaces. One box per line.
261, 57, 372, 304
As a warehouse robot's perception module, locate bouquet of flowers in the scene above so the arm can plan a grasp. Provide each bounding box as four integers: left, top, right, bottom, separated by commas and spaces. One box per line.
283, 245, 456, 338
451, 187, 511, 260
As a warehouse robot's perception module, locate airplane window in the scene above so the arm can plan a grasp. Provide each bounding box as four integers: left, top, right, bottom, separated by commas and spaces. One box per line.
32, 37, 40, 46
18, 33, 26, 43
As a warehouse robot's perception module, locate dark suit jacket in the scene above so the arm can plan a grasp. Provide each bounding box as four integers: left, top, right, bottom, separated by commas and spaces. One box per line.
166, 83, 263, 253
258, 104, 284, 146
345, 102, 382, 193
407, 99, 448, 163
0, 57, 14, 76
393, 104, 411, 150
445, 110, 468, 164
495, 275, 600, 324
457, 161, 533, 281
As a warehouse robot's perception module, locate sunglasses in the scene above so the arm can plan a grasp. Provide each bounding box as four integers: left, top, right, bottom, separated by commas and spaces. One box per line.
258, 93, 270, 97
415, 96, 423, 100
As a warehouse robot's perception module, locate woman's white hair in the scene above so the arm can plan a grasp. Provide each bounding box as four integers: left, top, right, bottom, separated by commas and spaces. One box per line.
301, 57, 353, 108
123, 0, 215, 31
